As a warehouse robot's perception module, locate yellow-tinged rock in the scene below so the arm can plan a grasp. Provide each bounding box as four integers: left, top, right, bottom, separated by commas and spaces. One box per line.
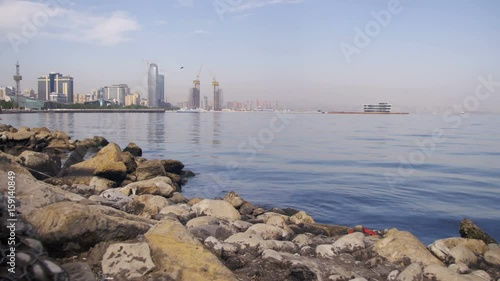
145, 218, 237, 281
374, 229, 443, 267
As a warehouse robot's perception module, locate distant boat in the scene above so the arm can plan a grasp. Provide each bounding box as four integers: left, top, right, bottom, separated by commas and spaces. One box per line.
177, 108, 206, 113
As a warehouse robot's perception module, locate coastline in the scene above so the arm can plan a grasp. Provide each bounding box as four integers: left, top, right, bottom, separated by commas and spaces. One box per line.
0, 108, 166, 114
0, 123, 498, 281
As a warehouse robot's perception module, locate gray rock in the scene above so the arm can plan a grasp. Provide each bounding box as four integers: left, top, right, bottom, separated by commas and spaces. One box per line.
190, 223, 237, 241
245, 223, 290, 240
100, 188, 131, 202
459, 219, 497, 244
121, 176, 176, 197
316, 244, 336, 258
262, 249, 283, 263
25, 201, 155, 255
289, 210, 315, 224
333, 232, 365, 253
223, 191, 245, 208
170, 192, 188, 204
225, 232, 265, 249
102, 242, 155, 279
374, 229, 443, 266
424, 264, 490, 281
449, 262, 470, 274
387, 270, 399, 281
186, 216, 221, 228
136, 159, 166, 181
204, 236, 238, 255
134, 194, 170, 218
159, 204, 193, 222
484, 247, 500, 266
89, 176, 116, 193
293, 234, 312, 248
123, 142, 142, 157
231, 220, 253, 232
61, 262, 96, 281
192, 199, 241, 221
160, 159, 184, 174
449, 245, 477, 266
396, 263, 422, 281
19, 150, 61, 177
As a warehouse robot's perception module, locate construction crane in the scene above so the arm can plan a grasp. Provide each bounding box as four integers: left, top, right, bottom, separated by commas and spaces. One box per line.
193, 64, 203, 86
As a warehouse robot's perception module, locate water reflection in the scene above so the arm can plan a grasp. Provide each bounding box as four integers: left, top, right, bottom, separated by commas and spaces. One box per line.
212, 112, 222, 146
189, 113, 200, 144
147, 113, 166, 150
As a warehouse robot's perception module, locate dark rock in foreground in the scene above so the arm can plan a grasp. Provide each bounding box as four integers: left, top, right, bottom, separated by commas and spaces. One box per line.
460, 218, 497, 245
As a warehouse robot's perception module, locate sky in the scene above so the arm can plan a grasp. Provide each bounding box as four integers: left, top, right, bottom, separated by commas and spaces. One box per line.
0, 0, 499, 111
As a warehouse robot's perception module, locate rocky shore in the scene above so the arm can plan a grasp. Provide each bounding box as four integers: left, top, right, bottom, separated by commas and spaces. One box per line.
0, 124, 499, 281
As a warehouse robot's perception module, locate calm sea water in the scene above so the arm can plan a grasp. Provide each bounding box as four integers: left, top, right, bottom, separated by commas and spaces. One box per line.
4, 112, 500, 244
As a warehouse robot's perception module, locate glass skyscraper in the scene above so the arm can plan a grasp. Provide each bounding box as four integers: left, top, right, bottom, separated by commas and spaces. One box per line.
148, 63, 159, 107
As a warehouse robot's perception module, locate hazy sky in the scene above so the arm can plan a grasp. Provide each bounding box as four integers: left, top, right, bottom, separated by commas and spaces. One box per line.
0, 0, 499, 111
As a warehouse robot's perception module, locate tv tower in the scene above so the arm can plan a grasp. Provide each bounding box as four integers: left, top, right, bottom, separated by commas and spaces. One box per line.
13, 61, 22, 109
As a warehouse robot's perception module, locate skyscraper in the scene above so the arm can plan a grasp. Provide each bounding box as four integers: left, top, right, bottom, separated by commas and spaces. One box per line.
148, 63, 159, 107
38, 72, 74, 103
103, 84, 130, 105
158, 74, 165, 105
213, 78, 223, 111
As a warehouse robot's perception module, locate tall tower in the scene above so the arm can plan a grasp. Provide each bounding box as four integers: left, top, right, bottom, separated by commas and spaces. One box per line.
13, 61, 22, 108
212, 77, 221, 111
148, 63, 159, 107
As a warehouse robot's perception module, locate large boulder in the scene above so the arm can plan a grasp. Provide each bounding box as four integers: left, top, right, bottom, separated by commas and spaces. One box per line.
120, 177, 176, 197
144, 218, 237, 281
484, 247, 500, 266
18, 150, 61, 178
459, 219, 497, 244
245, 224, 290, 240
24, 201, 155, 255
424, 264, 491, 281
119, 151, 137, 174
332, 232, 365, 253
89, 176, 116, 193
428, 238, 487, 260
65, 143, 127, 183
223, 191, 245, 208
134, 194, 170, 218
373, 229, 443, 267
101, 242, 155, 279
290, 211, 315, 224
135, 159, 166, 181
7, 129, 35, 141
192, 199, 241, 221
0, 152, 84, 215
123, 142, 142, 157
161, 159, 184, 174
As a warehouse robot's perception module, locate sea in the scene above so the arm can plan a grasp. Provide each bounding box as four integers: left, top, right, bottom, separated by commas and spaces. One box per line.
3, 111, 500, 244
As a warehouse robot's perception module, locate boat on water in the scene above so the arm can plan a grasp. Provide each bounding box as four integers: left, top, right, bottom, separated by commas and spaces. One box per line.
176, 108, 206, 113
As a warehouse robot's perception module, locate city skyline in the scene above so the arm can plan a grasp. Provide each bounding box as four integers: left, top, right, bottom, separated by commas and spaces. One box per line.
0, 0, 499, 111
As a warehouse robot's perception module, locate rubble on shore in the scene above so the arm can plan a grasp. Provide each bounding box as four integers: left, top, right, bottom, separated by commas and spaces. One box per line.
0, 124, 499, 281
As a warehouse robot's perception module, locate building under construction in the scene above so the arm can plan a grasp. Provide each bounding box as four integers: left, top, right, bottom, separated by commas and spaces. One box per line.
212, 77, 223, 111
188, 66, 202, 109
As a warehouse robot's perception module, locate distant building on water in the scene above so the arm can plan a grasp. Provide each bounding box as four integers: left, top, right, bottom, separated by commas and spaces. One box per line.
363, 103, 391, 113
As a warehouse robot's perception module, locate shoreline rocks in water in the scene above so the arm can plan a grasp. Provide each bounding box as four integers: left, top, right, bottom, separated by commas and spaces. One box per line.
0, 123, 499, 281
